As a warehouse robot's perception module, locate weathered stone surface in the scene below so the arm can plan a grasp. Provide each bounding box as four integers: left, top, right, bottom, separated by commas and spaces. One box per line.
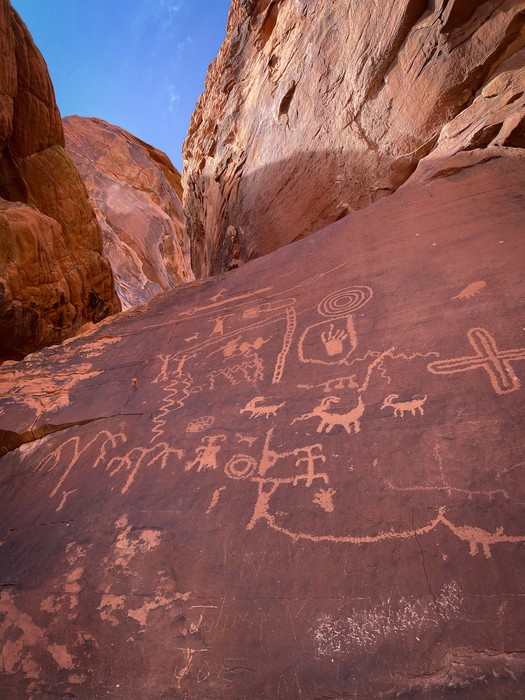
0, 2, 120, 360
183, 0, 525, 276
1, 147, 524, 697
64, 117, 194, 310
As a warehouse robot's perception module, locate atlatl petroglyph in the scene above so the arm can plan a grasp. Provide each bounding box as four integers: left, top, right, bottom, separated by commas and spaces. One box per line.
381, 394, 427, 417
240, 396, 285, 419
36, 430, 126, 506
108, 442, 184, 493
292, 395, 365, 434
428, 328, 525, 394
298, 286, 373, 365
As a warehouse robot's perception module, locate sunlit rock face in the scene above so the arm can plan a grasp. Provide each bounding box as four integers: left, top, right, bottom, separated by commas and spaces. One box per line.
64, 116, 194, 310
1, 145, 524, 697
0, 1, 120, 361
183, 0, 525, 276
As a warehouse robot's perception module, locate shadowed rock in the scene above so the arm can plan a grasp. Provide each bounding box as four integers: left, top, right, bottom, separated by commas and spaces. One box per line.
183, 0, 525, 276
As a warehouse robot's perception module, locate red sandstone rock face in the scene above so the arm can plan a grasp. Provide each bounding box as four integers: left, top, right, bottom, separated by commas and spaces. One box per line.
64, 117, 194, 310
1, 148, 524, 697
183, 0, 525, 276
0, 2, 120, 360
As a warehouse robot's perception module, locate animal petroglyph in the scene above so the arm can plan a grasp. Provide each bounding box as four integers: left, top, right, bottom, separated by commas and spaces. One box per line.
428, 328, 525, 394
292, 395, 365, 434
452, 280, 486, 299
298, 286, 373, 365
241, 396, 285, 419
185, 435, 226, 472
381, 394, 427, 417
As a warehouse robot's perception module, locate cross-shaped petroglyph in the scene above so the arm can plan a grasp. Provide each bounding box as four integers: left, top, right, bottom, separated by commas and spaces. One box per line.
427, 328, 525, 394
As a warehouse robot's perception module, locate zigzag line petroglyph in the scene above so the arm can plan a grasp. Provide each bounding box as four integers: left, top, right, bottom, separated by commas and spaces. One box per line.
273, 306, 296, 383
151, 357, 202, 443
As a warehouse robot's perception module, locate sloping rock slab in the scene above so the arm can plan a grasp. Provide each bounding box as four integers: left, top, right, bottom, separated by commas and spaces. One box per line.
0, 151, 524, 698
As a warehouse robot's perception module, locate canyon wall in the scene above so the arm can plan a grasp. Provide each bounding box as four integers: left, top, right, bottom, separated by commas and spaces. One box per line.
0, 2, 120, 360
1, 142, 524, 698
64, 117, 193, 310
183, 0, 525, 276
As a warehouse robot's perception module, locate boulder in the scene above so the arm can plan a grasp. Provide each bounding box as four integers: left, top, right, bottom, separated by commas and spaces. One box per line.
0, 1, 120, 360
64, 117, 194, 310
182, 0, 525, 276
1, 147, 524, 698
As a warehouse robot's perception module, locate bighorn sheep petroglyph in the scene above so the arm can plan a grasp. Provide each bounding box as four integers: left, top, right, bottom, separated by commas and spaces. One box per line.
292, 395, 365, 434
381, 394, 427, 417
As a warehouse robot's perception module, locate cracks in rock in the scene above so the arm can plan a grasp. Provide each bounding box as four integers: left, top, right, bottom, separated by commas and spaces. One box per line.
0, 413, 149, 459
429, 154, 501, 179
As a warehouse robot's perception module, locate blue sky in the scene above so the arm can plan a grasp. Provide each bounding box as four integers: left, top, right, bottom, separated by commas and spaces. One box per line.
11, 0, 231, 171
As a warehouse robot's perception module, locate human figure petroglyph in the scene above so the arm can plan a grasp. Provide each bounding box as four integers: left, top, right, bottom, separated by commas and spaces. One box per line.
428, 327, 525, 394
210, 314, 232, 336
381, 394, 427, 417
185, 435, 226, 472
292, 395, 365, 434
313, 488, 336, 513
240, 396, 285, 419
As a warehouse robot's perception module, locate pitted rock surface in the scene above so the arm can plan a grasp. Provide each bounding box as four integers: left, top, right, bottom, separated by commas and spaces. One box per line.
64, 117, 194, 310
183, 0, 525, 276
1, 150, 524, 698
0, 1, 120, 360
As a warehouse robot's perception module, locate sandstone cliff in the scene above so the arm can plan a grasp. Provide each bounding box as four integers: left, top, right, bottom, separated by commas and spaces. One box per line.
1, 146, 524, 697
64, 117, 194, 310
183, 0, 525, 276
0, 2, 120, 360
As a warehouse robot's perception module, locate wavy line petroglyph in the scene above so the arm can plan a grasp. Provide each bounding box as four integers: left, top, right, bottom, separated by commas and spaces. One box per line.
428, 328, 525, 394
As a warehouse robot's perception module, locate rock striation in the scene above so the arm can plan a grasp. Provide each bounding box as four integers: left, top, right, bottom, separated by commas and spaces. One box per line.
183, 0, 525, 276
0, 2, 120, 360
64, 117, 194, 310
1, 145, 524, 697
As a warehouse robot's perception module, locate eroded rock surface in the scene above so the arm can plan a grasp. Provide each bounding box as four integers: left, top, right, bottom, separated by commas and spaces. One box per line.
0, 1, 120, 360
64, 117, 193, 310
1, 149, 524, 698
183, 0, 525, 276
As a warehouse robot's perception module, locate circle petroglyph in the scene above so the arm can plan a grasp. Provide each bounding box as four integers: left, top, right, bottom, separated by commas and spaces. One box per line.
318, 286, 373, 318
225, 455, 258, 480
186, 416, 215, 433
